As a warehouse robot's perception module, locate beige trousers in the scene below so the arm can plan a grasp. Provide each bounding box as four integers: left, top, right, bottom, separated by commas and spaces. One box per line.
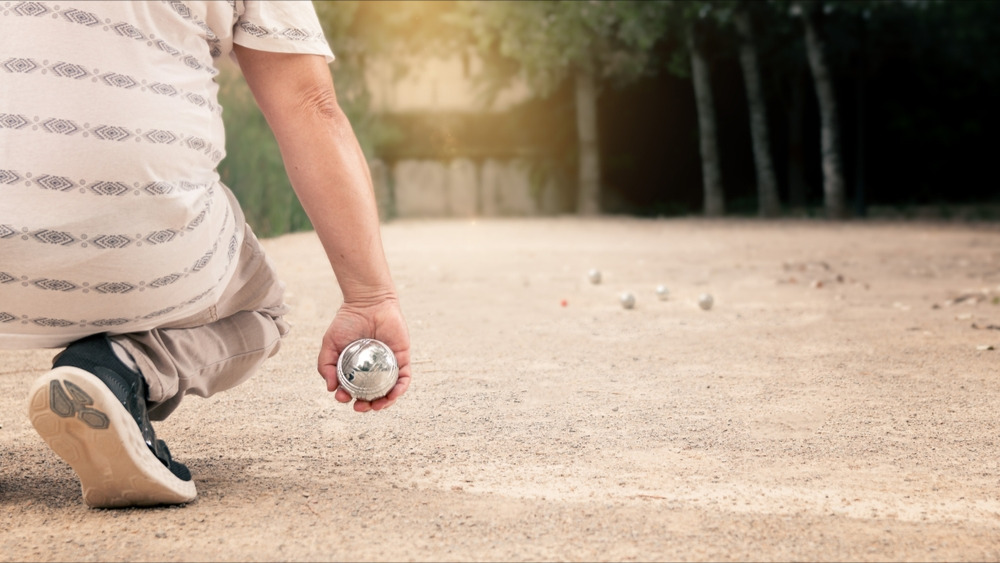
113, 224, 290, 421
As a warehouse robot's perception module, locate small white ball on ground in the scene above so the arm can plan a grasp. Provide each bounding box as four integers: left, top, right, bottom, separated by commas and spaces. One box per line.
588, 269, 602, 284
655, 285, 670, 300
620, 292, 636, 309
698, 293, 714, 310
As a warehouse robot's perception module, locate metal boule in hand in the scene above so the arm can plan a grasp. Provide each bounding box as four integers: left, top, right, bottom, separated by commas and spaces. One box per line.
336, 338, 398, 401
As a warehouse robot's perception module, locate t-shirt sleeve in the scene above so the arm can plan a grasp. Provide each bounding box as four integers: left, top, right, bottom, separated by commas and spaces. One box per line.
234, 0, 335, 63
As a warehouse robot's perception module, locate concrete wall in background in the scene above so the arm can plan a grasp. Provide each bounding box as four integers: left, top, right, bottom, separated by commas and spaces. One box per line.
374, 158, 568, 219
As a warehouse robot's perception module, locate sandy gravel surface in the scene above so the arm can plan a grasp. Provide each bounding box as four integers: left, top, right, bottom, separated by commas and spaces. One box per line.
2, 217, 1000, 561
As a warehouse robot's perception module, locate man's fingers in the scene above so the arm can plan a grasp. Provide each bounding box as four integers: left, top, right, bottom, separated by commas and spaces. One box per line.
317, 339, 339, 378
320, 364, 337, 389
387, 377, 409, 401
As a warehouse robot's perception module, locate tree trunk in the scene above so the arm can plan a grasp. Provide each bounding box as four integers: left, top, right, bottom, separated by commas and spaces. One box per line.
575, 68, 601, 215
854, 62, 867, 218
688, 24, 724, 217
787, 64, 808, 210
854, 15, 868, 218
734, 8, 780, 218
800, 5, 846, 219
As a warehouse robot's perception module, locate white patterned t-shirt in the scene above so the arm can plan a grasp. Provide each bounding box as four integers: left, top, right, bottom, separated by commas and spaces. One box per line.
0, 1, 334, 348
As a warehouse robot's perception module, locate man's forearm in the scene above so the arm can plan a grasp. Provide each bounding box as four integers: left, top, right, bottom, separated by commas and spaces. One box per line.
234, 46, 395, 303
275, 103, 395, 303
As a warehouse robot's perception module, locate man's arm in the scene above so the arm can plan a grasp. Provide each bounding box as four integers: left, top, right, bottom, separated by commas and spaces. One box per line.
233, 45, 410, 412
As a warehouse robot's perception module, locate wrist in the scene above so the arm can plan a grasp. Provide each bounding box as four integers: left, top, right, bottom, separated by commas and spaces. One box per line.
340, 285, 399, 308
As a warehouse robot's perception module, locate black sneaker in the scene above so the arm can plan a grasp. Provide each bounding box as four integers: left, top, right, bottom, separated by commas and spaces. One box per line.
27, 334, 196, 508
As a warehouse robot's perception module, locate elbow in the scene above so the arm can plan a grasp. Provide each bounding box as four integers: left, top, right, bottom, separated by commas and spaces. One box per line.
297, 84, 344, 122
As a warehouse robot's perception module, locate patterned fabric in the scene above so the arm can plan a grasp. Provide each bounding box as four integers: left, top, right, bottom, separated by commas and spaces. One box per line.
0, 1, 334, 348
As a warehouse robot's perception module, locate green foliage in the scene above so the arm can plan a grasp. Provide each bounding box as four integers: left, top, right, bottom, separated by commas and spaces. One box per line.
458, 1, 670, 98
217, 0, 1000, 228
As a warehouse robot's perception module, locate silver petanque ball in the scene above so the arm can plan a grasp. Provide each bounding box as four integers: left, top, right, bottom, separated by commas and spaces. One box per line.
698, 293, 714, 310
655, 285, 670, 300
620, 291, 636, 309
337, 338, 398, 401
588, 269, 602, 284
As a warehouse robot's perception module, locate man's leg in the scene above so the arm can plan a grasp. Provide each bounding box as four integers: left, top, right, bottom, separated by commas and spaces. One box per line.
112, 225, 290, 420
27, 333, 198, 507
28, 223, 289, 507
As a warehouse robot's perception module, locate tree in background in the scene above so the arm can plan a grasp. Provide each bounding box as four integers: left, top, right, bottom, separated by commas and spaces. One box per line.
793, 1, 846, 219
312, 1, 453, 156
751, 5, 811, 212
685, 11, 726, 217
783, 0, 942, 217
731, 3, 780, 217
457, 1, 667, 215
222, 0, 1000, 234
786, 53, 810, 212
653, 2, 726, 217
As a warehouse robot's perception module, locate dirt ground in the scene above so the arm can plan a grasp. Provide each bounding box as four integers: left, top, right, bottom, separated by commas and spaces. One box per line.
2, 217, 1000, 562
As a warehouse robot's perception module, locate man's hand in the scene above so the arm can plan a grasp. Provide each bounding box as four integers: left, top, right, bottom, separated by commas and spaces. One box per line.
234, 45, 410, 411
317, 296, 411, 412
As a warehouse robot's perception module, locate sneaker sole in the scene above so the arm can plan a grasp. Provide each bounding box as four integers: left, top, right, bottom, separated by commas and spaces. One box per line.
27, 366, 197, 508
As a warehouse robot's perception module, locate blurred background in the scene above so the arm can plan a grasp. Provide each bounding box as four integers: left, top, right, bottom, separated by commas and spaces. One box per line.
218, 0, 1000, 236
